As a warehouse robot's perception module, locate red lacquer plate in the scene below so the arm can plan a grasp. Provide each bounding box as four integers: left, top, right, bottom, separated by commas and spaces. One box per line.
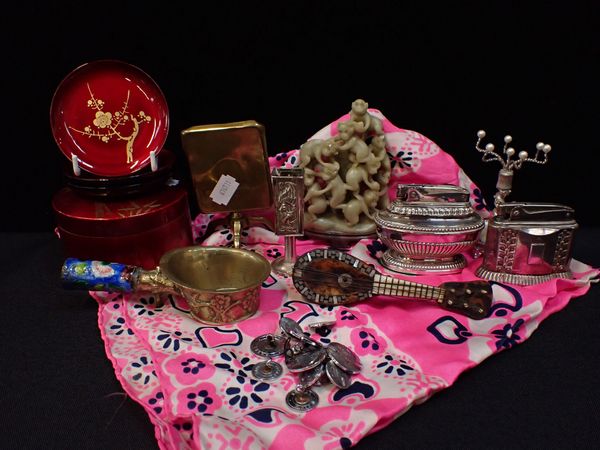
50, 60, 169, 177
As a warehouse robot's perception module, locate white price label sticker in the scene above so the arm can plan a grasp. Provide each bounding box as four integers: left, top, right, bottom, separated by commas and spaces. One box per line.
209, 174, 240, 206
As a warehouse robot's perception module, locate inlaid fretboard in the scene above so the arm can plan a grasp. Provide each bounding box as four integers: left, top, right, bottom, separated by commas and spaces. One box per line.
372, 274, 444, 302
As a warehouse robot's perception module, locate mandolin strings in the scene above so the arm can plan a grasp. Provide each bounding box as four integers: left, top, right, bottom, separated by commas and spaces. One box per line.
294, 266, 446, 299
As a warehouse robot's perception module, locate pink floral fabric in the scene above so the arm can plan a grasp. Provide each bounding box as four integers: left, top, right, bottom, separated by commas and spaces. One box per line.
93, 111, 597, 449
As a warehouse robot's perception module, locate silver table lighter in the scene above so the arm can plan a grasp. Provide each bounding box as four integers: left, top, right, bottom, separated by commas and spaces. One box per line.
374, 184, 484, 274
476, 203, 578, 285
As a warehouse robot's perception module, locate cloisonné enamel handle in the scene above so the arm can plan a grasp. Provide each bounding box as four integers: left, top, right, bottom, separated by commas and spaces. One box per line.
61, 259, 138, 292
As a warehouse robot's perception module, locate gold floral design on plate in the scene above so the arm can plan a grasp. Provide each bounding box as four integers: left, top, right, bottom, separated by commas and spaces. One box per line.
69, 83, 153, 163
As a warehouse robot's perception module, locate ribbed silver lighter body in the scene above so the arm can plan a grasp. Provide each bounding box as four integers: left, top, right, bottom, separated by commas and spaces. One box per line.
375, 184, 484, 275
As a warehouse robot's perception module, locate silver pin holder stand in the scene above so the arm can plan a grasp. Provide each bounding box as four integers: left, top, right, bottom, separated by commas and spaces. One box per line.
474, 130, 551, 207
271, 168, 305, 276
472, 131, 579, 285
471, 130, 552, 258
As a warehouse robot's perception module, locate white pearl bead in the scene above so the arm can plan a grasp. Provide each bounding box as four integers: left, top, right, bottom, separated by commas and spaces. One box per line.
485, 143, 495, 152
536, 142, 544, 151
477, 130, 486, 139
519, 151, 528, 160
543, 144, 552, 153
506, 148, 515, 156
504, 135, 512, 143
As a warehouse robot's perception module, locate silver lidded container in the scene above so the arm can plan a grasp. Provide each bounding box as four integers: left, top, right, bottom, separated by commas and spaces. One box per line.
374, 184, 484, 274
476, 202, 577, 285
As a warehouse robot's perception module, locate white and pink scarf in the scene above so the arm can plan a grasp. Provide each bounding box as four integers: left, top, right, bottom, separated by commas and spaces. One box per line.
92, 110, 597, 449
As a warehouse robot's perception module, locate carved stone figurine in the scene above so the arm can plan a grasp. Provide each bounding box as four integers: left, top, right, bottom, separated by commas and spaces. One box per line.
300, 99, 391, 240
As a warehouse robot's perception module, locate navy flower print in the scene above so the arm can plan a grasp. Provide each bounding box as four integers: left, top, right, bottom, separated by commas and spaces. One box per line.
319, 304, 335, 312
157, 330, 193, 351
340, 438, 352, 449
111, 295, 123, 309
388, 150, 413, 169
110, 317, 134, 336
312, 326, 332, 345
181, 358, 206, 375
376, 355, 414, 376
215, 351, 254, 377
275, 152, 288, 162
359, 330, 380, 351
148, 391, 164, 414
186, 389, 215, 413
340, 309, 358, 321
219, 228, 249, 243
131, 356, 156, 385
366, 239, 388, 259
195, 232, 206, 244
225, 378, 270, 409
473, 188, 494, 212
173, 419, 194, 443
492, 318, 525, 350
173, 422, 193, 432
266, 248, 282, 259
133, 296, 163, 316
220, 229, 233, 242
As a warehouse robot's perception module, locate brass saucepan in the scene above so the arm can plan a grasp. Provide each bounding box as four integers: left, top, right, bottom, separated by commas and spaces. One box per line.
61, 246, 271, 325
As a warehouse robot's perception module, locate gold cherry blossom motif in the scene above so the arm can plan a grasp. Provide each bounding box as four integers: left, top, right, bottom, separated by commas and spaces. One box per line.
69, 83, 153, 163
93, 111, 112, 129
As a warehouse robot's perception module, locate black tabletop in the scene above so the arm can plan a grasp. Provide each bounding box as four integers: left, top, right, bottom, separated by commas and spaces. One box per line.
1, 230, 599, 449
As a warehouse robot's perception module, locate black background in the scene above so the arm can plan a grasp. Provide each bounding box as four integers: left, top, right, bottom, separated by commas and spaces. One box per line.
2, 2, 600, 450
1, 1, 599, 230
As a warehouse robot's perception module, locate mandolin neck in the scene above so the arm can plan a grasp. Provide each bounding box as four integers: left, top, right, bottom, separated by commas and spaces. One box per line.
372, 274, 444, 303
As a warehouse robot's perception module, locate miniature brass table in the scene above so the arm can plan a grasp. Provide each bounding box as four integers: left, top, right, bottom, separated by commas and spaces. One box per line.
1, 231, 599, 449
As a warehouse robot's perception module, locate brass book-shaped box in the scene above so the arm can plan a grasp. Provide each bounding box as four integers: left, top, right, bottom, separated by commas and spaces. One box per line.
181, 120, 273, 214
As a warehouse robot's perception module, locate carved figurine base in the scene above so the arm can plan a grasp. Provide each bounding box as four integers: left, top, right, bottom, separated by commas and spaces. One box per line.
304, 229, 376, 249
304, 212, 377, 234
380, 251, 466, 275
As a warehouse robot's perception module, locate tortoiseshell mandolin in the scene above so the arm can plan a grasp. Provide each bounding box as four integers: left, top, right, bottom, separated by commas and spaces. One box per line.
292, 249, 492, 320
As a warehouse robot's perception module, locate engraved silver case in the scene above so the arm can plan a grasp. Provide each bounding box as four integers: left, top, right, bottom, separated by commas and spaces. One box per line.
271, 168, 304, 276
272, 168, 304, 237
374, 184, 484, 274
476, 202, 577, 285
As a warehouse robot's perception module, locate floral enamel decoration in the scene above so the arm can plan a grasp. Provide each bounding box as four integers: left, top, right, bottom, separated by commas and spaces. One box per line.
91, 260, 116, 277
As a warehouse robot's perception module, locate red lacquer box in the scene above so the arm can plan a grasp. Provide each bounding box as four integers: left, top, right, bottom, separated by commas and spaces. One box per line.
53, 186, 193, 269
